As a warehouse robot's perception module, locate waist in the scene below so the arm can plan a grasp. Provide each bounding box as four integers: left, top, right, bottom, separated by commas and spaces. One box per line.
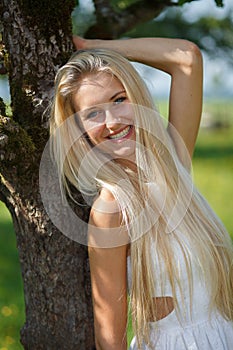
150, 309, 225, 333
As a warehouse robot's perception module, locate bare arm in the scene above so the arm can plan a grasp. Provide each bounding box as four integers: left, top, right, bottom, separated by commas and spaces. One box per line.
73, 36, 203, 164
88, 189, 128, 350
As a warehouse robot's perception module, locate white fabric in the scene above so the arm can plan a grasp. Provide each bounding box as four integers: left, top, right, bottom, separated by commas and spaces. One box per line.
127, 236, 233, 349
129, 315, 233, 349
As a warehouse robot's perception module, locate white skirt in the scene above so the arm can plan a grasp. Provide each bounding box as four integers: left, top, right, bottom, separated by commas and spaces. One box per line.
129, 313, 233, 350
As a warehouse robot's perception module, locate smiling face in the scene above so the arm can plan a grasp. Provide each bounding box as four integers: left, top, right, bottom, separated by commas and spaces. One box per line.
73, 72, 136, 161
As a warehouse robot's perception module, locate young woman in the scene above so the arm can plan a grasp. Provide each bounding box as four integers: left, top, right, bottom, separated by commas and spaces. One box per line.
50, 37, 233, 349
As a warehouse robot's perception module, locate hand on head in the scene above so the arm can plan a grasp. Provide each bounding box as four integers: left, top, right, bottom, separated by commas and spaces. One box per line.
73, 36, 87, 50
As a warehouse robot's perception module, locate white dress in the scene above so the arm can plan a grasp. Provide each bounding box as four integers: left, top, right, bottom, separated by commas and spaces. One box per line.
127, 235, 233, 350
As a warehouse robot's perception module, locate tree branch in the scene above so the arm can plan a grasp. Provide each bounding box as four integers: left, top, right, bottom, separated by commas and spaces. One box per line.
86, 0, 170, 38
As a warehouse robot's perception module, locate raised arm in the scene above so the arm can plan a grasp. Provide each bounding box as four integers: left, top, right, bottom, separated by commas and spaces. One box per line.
73, 36, 203, 164
88, 189, 128, 350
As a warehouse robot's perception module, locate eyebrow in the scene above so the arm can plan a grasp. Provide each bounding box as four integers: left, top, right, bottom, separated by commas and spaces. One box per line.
110, 90, 126, 101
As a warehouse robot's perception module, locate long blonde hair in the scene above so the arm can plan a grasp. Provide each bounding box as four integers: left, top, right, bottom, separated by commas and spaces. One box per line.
50, 49, 233, 348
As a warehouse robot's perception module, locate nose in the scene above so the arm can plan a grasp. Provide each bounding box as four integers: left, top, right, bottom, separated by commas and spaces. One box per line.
105, 109, 120, 129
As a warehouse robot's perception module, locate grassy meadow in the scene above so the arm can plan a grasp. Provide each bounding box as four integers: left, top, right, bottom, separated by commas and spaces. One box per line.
0, 99, 232, 349
193, 100, 233, 237
0, 203, 24, 350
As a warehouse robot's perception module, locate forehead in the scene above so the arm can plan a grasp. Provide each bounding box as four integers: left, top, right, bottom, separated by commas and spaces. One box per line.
73, 72, 124, 111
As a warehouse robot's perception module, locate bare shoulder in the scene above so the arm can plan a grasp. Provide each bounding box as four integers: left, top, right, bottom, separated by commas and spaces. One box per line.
88, 188, 128, 248
90, 188, 122, 228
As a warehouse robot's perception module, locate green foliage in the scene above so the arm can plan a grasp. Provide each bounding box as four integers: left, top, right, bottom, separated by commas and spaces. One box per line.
178, 0, 192, 5
72, 0, 226, 38
110, 0, 224, 9
177, 0, 223, 6
215, 0, 224, 6
110, 0, 140, 11
196, 15, 233, 62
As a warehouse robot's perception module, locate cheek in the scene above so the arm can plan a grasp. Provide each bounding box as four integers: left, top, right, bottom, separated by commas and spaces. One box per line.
85, 125, 103, 143
120, 103, 135, 124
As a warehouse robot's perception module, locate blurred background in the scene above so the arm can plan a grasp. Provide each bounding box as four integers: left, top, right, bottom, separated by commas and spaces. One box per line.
0, 0, 232, 348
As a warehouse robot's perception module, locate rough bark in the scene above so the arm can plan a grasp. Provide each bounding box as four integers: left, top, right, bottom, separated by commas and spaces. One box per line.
0, 0, 95, 348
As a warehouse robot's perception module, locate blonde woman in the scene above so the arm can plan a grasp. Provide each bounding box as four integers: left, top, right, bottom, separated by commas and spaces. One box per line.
50, 37, 233, 349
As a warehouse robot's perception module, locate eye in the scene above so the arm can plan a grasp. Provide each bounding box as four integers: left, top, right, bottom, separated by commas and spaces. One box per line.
87, 110, 98, 119
85, 109, 103, 120
114, 96, 126, 105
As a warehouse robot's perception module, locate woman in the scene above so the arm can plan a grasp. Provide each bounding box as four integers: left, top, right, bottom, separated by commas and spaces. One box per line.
50, 37, 233, 349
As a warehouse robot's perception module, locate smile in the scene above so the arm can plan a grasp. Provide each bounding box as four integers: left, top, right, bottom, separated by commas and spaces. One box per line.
108, 126, 132, 141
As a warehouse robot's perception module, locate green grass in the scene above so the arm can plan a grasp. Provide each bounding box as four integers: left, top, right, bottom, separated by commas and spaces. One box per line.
193, 126, 233, 237
0, 99, 232, 348
157, 98, 233, 237
192, 99, 233, 237
0, 202, 24, 350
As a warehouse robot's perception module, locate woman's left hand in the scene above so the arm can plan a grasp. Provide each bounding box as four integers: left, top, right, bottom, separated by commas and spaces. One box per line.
73, 35, 87, 49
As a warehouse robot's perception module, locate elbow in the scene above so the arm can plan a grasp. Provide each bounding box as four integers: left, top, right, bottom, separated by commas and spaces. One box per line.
181, 40, 203, 75
187, 41, 203, 66
94, 326, 127, 350
95, 337, 127, 350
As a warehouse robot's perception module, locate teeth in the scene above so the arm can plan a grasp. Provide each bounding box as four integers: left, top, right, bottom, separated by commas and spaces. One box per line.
109, 126, 131, 140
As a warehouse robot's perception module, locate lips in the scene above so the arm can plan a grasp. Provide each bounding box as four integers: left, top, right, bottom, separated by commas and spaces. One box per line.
108, 125, 132, 141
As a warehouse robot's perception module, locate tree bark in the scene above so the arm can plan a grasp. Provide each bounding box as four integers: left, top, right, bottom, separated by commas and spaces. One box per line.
0, 0, 95, 348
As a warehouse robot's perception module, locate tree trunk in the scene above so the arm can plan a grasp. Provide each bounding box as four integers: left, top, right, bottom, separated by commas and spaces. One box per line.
0, 0, 95, 348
